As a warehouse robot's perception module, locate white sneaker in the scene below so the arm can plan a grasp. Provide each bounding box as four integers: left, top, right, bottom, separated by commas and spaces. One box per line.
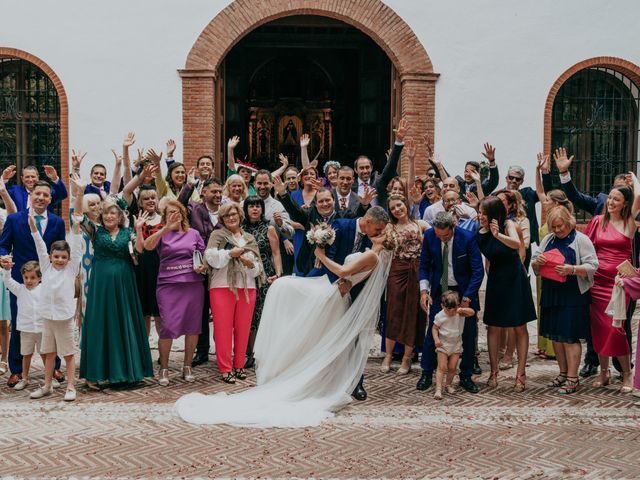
30, 385, 53, 399
13, 378, 29, 391
51, 378, 60, 389
446, 385, 456, 394
63, 388, 76, 402
434, 389, 443, 400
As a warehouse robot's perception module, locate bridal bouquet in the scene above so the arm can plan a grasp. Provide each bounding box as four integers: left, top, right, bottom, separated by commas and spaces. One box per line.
307, 222, 336, 267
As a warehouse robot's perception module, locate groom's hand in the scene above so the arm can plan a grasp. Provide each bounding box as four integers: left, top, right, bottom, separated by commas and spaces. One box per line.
420, 290, 431, 313
338, 279, 353, 297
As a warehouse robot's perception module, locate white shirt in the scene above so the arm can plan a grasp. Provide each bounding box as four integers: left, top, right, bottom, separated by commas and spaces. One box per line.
207, 208, 219, 227
419, 232, 458, 292
559, 172, 572, 184
433, 310, 465, 342
422, 200, 477, 224
34, 230, 83, 320
262, 195, 294, 239
2, 271, 42, 332
205, 236, 262, 289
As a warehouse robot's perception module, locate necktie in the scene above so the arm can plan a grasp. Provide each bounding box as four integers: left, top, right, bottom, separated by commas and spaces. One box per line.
353, 232, 365, 254
441, 241, 449, 293
99, 186, 107, 200
35, 215, 44, 237
340, 197, 347, 211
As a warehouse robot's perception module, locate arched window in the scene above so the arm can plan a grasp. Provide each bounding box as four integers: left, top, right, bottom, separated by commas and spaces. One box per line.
551, 68, 640, 220
0, 57, 61, 177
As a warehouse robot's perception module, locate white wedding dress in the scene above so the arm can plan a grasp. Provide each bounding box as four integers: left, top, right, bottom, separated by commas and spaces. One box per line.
175, 250, 392, 428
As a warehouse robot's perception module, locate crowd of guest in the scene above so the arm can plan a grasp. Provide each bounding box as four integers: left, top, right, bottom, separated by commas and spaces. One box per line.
0, 124, 639, 405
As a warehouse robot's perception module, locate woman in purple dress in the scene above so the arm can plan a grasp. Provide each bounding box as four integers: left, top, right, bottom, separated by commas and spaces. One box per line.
143, 200, 206, 386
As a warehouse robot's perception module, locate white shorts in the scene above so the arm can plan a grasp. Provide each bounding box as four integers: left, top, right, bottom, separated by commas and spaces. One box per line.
41, 318, 75, 357
20, 331, 42, 356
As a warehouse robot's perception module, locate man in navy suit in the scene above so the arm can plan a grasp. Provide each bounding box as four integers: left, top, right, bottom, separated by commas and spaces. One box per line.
321, 206, 390, 401
417, 211, 484, 393
84, 164, 111, 199
0, 181, 66, 386
2, 165, 68, 212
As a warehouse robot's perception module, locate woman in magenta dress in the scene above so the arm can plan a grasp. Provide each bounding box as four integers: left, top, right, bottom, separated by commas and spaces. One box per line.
618, 270, 640, 394
143, 200, 206, 387
584, 185, 638, 392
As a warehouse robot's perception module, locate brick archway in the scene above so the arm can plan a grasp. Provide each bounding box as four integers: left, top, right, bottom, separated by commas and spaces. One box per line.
543, 56, 640, 154
180, 0, 438, 174
0, 47, 69, 213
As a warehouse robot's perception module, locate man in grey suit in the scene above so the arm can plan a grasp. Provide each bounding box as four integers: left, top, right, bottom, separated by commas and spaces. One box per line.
333, 166, 369, 218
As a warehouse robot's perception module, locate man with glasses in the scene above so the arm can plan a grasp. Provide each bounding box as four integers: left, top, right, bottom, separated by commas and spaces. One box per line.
442, 190, 478, 232
455, 143, 500, 197
422, 177, 477, 224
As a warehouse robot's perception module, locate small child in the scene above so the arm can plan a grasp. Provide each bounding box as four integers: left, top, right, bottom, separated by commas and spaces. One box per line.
28, 213, 83, 401
1, 261, 43, 391
432, 290, 475, 400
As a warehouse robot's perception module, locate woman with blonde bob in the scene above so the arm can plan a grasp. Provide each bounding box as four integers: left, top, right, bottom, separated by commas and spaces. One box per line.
222, 174, 248, 205
531, 206, 598, 394
205, 202, 264, 383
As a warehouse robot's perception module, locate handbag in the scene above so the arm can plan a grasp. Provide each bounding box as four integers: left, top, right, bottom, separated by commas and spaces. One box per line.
193, 250, 205, 273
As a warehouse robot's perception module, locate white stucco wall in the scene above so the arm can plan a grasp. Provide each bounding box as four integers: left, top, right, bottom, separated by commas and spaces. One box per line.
2, 0, 639, 189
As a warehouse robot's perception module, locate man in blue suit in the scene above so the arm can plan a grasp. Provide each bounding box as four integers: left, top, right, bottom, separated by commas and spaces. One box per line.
2, 165, 68, 212
417, 211, 484, 393
0, 181, 66, 386
321, 206, 390, 401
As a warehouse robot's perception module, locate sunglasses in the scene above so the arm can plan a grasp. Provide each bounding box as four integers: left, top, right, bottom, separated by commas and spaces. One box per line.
507, 175, 523, 182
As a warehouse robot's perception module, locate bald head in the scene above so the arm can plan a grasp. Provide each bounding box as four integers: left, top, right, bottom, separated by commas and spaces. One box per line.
442, 177, 459, 193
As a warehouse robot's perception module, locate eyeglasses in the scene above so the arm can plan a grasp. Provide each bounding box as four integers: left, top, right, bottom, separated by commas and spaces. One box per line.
507, 175, 523, 182
222, 212, 239, 218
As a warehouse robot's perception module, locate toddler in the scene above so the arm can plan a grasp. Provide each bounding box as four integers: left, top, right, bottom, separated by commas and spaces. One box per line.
432, 290, 475, 400
1, 261, 42, 391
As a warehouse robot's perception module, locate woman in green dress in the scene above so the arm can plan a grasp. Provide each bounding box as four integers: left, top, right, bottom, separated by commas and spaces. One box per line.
76, 191, 153, 388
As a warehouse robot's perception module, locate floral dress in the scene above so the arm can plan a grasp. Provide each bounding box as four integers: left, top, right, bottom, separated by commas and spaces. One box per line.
244, 220, 275, 333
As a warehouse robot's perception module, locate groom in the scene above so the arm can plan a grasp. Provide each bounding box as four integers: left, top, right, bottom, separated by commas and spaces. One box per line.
319, 206, 390, 400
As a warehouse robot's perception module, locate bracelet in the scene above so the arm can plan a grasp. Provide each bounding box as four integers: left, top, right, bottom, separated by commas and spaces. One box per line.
572, 265, 576, 275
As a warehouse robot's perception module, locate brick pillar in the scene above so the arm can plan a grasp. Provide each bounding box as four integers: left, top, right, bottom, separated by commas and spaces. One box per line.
179, 70, 216, 172
399, 72, 439, 177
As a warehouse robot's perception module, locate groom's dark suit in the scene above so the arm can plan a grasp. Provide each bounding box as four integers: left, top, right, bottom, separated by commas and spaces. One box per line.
322, 217, 371, 299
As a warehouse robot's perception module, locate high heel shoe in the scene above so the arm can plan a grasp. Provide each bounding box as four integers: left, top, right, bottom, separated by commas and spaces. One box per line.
380, 354, 392, 373
397, 355, 412, 375
182, 366, 195, 383
158, 368, 170, 387
514, 373, 526, 393
487, 370, 498, 388
620, 372, 633, 394
549, 372, 567, 388
558, 376, 579, 395
592, 369, 610, 388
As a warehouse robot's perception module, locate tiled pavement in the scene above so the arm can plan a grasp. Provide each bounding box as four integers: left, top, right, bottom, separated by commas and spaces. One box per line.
1, 324, 639, 478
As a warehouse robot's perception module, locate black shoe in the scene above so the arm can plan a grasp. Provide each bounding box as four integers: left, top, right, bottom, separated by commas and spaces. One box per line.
472, 357, 482, 375
244, 354, 255, 369
416, 372, 432, 391
191, 352, 209, 367
459, 376, 479, 394
352, 383, 367, 401
579, 363, 599, 378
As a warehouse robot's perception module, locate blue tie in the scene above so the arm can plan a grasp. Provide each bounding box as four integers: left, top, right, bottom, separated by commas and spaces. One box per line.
35, 215, 44, 237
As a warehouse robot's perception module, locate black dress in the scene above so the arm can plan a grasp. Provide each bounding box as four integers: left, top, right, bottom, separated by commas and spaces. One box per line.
135, 222, 162, 317
244, 221, 276, 333
539, 230, 590, 344
478, 227, 536, 327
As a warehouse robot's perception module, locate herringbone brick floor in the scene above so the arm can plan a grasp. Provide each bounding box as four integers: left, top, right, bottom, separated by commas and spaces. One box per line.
1, 319, 639, 478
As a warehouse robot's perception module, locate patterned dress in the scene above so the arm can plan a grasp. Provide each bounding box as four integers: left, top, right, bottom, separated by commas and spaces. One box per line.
385, 223, 426, 347
244, 220, 275, 332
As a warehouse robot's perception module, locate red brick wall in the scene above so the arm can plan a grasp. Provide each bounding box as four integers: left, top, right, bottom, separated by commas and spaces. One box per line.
0, 47, 69, 218
180, 0, 438, 177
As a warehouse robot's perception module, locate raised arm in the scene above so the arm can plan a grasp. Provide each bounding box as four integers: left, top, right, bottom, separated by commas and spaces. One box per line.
554, 147, 598, 215
121, 131, 135, 190
300, 134, 311, 169
43, 165, 68, 206
490, 219, 521, 250
144, 210, 178, 251
69, 173, 86, 217
535, 152, 549, 203
28, 212, 50, 270
110, 150, 123, 195
147, 148, 168, 199
272, 154, 289, 179
314, 247, 377, 279
481, 143, 499, 195
274, 176, 310, 227
376, 118, 408, 189
0, 173, 16, 214
133, 211, 150, 253
227, 136, 240, 172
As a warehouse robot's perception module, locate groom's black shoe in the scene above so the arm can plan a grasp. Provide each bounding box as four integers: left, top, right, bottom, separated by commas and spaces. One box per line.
416, 372, 432, 391
352, 383, 367, 401
459, 376, 479, 393
192, 352, 209, 367
579, 363, 598, 378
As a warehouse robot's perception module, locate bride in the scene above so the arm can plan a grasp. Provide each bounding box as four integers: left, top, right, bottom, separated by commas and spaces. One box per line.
175, 229, 393, 428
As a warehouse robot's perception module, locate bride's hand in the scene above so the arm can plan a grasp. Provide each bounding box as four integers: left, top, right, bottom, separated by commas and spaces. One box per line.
314, 246, 326, 259
337, 279, 352, 297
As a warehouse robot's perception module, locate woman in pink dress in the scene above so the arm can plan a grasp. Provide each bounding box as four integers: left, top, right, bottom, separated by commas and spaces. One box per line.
585, 185, 638, 392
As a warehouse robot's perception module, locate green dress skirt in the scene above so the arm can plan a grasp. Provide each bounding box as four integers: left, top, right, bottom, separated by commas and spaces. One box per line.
80, 224, 154, 384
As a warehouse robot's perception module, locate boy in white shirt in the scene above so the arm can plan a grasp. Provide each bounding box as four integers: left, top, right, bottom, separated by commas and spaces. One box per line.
28, 213, 83, 401
1, 261, 42, 391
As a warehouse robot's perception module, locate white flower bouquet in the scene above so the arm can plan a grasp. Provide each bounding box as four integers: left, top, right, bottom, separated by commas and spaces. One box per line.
306, 222, 336, 267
